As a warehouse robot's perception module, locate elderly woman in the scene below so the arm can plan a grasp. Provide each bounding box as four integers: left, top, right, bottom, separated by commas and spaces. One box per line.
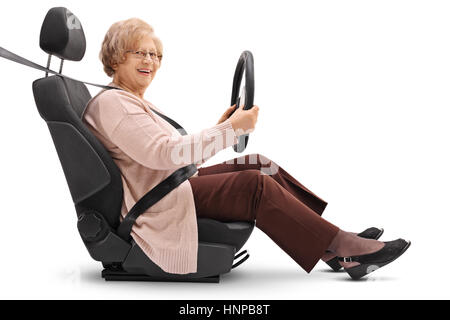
82, 18, 410, 280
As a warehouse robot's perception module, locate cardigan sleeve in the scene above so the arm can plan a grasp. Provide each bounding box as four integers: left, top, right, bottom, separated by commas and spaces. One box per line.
94, 90, 239, 171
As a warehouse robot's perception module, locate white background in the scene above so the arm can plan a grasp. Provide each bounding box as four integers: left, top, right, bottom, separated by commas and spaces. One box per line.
0, 0, 449, 299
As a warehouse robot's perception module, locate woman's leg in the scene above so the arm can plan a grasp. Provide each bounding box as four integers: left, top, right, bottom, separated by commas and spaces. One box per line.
189, 169, 339, 273
188, 170, 385, 272
198, 153, 328, 216
198, 153, 333, 263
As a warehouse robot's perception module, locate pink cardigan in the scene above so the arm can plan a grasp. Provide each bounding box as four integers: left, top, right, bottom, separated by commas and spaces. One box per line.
82, 82, 238, 274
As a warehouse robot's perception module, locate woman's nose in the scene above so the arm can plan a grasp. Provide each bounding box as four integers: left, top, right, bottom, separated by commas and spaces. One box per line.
143, 55, 154, 63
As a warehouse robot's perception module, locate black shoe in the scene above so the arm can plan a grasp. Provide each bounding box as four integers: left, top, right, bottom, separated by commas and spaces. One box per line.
324, 227, 384, 271
338, 238, 411, 280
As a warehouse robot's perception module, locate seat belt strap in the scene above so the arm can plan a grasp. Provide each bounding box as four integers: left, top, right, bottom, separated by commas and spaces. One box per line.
0, 46, 115, 90
107, 87, 188, 136
1, 45, 198, 242
0, 46, 189, 135
117, 163, 198, 242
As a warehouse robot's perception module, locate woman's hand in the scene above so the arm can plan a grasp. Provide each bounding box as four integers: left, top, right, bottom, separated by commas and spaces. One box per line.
216, 105, 238, 125
228, 103, 259, 136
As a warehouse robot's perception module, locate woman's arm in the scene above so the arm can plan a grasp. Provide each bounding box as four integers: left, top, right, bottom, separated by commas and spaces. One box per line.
88, 90, 239, 171
110, 113, 238, 170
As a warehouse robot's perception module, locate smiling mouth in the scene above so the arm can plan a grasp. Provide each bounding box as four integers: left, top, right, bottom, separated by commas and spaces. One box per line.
137, 69, 152, 75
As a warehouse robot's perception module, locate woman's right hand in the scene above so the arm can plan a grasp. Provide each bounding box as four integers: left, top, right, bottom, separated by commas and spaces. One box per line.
228, 103, 259, 136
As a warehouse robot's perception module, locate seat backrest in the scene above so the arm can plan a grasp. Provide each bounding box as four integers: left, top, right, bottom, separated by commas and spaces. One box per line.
32, 7, 123, 229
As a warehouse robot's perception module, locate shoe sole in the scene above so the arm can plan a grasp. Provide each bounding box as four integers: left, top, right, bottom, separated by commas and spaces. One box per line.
344, 240, 411, 280
375, 228, 384, 240
325, 228, 385, 272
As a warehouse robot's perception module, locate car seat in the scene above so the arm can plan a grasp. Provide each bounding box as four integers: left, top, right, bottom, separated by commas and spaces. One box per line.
31, 7, 254, 283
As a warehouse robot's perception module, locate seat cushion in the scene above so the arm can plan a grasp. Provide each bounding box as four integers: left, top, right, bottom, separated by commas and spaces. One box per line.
197, 218, 255, 252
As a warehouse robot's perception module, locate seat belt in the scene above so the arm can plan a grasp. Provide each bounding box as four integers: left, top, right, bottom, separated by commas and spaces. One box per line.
1, 45, 198, 242
1, 46, 189, 134
0, 46, 114, 90
117, 163, 198, 241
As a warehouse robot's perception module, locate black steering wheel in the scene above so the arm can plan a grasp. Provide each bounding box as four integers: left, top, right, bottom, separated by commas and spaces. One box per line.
230, 50, 255, 153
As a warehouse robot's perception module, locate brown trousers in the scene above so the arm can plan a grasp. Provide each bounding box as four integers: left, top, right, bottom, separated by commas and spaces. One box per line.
188, 153, 340, 273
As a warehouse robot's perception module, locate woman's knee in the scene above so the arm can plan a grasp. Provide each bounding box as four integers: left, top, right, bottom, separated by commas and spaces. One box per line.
230, 153, 280, 175
237, 169, 279, 196
246, 153, 269, 165
248, 153, 280, 176
237, 169, 263, 181
235, 169, 265, 194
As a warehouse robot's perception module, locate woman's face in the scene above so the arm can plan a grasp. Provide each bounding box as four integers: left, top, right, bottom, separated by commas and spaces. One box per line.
113, 34, 160, 97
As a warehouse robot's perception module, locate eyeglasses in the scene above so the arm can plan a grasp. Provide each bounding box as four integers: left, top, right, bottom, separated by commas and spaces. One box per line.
126, 50, 163, 62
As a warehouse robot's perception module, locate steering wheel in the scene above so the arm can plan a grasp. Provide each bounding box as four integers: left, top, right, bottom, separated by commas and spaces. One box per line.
230, 50, 255, 153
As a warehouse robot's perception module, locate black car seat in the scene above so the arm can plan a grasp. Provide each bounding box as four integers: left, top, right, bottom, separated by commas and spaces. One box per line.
31, 7, 254, 283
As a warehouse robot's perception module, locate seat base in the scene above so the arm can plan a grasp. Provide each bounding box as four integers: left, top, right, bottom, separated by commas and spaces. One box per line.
101, 268, 220, 283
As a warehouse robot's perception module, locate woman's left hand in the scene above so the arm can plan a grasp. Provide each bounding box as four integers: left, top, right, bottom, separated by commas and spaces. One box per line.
216, 105, 237, 125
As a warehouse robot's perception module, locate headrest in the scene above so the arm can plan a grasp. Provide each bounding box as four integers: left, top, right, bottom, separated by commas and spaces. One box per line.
39, 7, 86, 61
